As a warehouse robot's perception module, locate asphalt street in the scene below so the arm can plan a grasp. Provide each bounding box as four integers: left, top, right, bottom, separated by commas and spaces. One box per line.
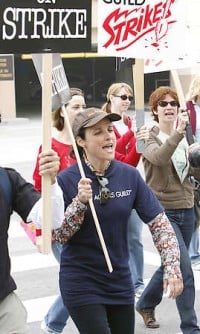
0, 108, 200, 334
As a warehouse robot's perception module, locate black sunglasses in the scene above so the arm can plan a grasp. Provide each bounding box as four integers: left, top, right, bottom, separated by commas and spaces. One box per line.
113, 94, 133, 102
158, 100, 178, 107
97, 176, 111, 205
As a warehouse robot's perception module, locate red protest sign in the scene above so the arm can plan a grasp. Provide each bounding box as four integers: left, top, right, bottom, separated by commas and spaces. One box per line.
98, 0, 187, 60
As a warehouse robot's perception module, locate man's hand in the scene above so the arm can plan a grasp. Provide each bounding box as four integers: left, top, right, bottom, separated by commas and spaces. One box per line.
39, 149, 60, 184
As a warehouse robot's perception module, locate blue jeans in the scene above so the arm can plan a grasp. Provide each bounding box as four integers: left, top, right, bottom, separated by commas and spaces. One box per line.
137, 207, 200, 334
128, 209, 144, 291
44, 241, 69, 333
189, 227, 200, 263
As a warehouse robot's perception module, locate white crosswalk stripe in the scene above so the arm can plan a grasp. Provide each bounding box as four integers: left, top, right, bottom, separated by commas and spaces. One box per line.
24, 296, 57, 323
11, 253, 57, 273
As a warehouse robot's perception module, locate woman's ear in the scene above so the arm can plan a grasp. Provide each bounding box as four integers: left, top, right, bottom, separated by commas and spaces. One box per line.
109, 95, 114, 103
60, 108, 65, 118
76, 136, 85, 148
153, 110, 158, 115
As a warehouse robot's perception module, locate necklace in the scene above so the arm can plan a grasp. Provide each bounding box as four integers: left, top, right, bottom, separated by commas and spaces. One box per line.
85, 159, 111, 176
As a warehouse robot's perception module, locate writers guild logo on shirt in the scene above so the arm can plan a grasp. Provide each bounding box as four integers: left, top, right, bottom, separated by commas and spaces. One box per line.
95, 189, 132, 203
99, 188, 111, 205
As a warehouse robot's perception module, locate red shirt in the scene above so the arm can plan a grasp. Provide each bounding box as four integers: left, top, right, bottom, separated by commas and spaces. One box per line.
33, 138, 76, 192
114, 118, 141, 167
32, 137, 76, 237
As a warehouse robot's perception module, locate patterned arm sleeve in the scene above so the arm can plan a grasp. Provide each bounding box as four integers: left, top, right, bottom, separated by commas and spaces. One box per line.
52, 196, 87, 244
148, 212, 182, 280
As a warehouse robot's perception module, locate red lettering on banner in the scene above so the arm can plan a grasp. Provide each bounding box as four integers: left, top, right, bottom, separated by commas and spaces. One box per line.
145, 58, 163, 67
102, 1, 176, 51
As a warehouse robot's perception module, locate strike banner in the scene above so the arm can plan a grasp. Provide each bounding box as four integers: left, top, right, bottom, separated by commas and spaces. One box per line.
119, 54, 200, 74
98, 0, 187, 60
0, 0, 91, 54
144, 56, 200, 74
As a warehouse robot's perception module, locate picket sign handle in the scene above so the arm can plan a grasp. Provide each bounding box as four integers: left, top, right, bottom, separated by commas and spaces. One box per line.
133, 59, 145, 110
41, 53, 53, 254
132, 58, 145, 153
171, 69, 195, 145
171, 69, 186, 109
61, 105, 113, 273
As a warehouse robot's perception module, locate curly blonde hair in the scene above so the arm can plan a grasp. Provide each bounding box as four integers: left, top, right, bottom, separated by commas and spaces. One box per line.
186, 76, 200, 102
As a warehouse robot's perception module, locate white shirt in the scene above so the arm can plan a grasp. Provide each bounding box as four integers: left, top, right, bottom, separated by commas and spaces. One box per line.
27, 180, 64, 230
114, 119, 128, 135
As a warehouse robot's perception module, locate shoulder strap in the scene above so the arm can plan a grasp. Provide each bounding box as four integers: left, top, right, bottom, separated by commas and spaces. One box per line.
0, 167, 12, 208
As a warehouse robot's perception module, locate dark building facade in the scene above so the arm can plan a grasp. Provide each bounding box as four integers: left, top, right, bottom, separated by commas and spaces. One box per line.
14, 54, 169, 113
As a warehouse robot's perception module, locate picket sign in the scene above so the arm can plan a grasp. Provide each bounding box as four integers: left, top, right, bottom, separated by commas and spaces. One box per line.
0, 1, 91, 254
132, 58, 145, 153
62, 105, 113, 273
40, 53, 53, 254
32, 52, 113, 270
21, 53, 54, 253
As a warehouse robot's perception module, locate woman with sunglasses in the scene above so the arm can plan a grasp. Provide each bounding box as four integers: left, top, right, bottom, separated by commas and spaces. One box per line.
53, 107, 183, 334
102, 82, 149, 298
102, 82, 142, 166
136, 86, 200, 333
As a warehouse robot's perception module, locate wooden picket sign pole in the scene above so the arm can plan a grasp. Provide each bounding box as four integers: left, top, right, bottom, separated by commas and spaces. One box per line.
171, 69, 186, 109
171, 69, 194, 144
40, 53, 53, 254
132, 58, 145, 153
61, 105, 113, 273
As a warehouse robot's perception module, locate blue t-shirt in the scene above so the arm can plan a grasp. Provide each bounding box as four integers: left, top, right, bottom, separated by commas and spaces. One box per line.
57, 160, 163, 308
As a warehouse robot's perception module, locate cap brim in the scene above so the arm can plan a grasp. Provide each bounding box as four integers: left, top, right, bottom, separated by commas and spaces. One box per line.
107, 113, 121, 122
84, 112, 121, 128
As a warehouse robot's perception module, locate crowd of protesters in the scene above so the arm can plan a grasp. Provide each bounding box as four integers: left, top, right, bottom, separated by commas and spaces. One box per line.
1, 81, 200, 334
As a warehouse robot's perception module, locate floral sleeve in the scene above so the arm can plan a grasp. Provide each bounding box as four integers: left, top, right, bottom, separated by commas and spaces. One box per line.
148, 212, 182, 280
52, 196, 87, 244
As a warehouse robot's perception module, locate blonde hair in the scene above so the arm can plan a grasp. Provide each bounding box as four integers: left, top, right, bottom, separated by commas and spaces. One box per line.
186, 76, 200, 102
102, 82, 133, 113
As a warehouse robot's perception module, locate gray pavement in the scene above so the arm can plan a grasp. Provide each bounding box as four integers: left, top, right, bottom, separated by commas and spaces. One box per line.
1, 109, 200, 334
